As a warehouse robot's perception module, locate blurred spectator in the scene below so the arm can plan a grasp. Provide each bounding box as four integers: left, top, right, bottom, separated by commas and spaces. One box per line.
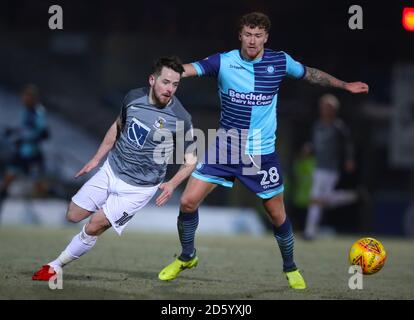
0, 84, 50, 217
290, 143, 315, 223
303, 94, 359, 240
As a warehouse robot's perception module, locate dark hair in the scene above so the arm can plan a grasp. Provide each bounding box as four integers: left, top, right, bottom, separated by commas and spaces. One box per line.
152, 56, 184, 76
238, 12, 271, 33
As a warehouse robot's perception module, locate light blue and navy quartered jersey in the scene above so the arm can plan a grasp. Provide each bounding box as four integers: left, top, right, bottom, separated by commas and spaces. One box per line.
192, 48, 306, 155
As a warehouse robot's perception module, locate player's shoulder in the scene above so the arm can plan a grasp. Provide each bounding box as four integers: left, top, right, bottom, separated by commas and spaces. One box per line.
263, 49, 289, 61
217, 49, 246, 62
171, 96, 192, 121
221, 49, 239, 57
123, 87, 148, 106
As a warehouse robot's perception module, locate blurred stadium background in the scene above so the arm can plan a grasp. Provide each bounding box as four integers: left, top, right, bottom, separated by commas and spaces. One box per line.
0, 0, 413, 300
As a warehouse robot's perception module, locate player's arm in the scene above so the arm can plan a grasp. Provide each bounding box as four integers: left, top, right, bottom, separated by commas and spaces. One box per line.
75, 118, 119, 178
303, 66, 369, 93
182, 64, 198, 78
182, 54, 221, 79
155, 153, 197, 207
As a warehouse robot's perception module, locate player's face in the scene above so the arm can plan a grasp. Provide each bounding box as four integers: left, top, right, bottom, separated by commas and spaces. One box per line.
149, 67, 181, 107
239, 26, 268, 61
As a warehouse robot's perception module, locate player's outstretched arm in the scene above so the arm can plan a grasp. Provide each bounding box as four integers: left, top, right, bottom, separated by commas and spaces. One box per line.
155, 153, 197, 206
75, 119, 119, 178
304, 66, 369, 93
182, 64, 198, 78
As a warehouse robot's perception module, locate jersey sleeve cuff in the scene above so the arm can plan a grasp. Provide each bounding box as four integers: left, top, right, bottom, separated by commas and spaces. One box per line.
191, 62, 204, 77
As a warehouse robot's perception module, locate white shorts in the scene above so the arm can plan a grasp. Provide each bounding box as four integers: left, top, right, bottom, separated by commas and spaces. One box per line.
310, 168, 339, 200
72, 160, 159, 235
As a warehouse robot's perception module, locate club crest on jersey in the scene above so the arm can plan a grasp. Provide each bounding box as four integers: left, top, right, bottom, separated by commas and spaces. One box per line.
128, 118, 150, 149
153, 116, 166, 129
266, 65, 275, 74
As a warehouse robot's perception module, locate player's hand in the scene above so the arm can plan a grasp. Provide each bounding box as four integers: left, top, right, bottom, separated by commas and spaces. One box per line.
75, 158, 99, 178
156, 182, 175, 207
345, 82, 369, 93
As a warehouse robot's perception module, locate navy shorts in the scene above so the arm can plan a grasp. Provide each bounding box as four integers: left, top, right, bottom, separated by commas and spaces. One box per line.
192, 151, 284, 199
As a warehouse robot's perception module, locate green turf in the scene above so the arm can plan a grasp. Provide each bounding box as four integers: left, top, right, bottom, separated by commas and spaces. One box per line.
0, 225, 413, 300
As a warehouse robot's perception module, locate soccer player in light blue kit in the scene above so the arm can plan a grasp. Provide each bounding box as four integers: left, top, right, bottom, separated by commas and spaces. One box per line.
159, 12, 369, 289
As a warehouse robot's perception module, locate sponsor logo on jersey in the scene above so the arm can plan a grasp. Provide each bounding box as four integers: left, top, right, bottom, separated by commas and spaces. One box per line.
230, 64, 244, 70
128, 118, 151, 149
228, 89, 274, 106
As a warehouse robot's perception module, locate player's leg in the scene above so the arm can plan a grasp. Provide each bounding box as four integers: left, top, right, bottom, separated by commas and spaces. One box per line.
238, 152, 306, 289
158, 176, 219, 281
178, 176, 217, 258
159, 156, 236, 281
32, 161, 111, 280
32, 210, 111, 281
263, 193, 306, 289
37, 175, 160, 282
66, 201, 93, 223
51, 211, 110, 269
263, 193, 295, 269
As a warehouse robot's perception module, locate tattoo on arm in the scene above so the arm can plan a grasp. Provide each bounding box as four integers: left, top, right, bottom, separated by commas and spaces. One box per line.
304, 67, 346, 89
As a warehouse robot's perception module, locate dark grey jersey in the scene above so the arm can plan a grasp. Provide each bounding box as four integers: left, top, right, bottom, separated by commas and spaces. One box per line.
312, 119, 354, 171
107, 87, 193, 186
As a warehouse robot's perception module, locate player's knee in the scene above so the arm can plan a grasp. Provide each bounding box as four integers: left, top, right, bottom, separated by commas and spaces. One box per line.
85, 221, 105, 236
66, 201, 90, 223
66, 210, 82, 223
85, 214, 110, 236
180, 195, 198, 213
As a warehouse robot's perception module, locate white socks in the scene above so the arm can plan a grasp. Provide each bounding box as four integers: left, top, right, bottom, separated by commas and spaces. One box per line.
48, 225, 97, 269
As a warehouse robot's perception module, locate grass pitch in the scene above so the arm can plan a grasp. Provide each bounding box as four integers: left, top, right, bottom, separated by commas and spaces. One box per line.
0, 225, 413, 300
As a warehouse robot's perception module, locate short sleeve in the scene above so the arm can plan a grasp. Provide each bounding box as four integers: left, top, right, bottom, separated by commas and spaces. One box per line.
192, 53, 221, 77
284, 52, 306, 79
